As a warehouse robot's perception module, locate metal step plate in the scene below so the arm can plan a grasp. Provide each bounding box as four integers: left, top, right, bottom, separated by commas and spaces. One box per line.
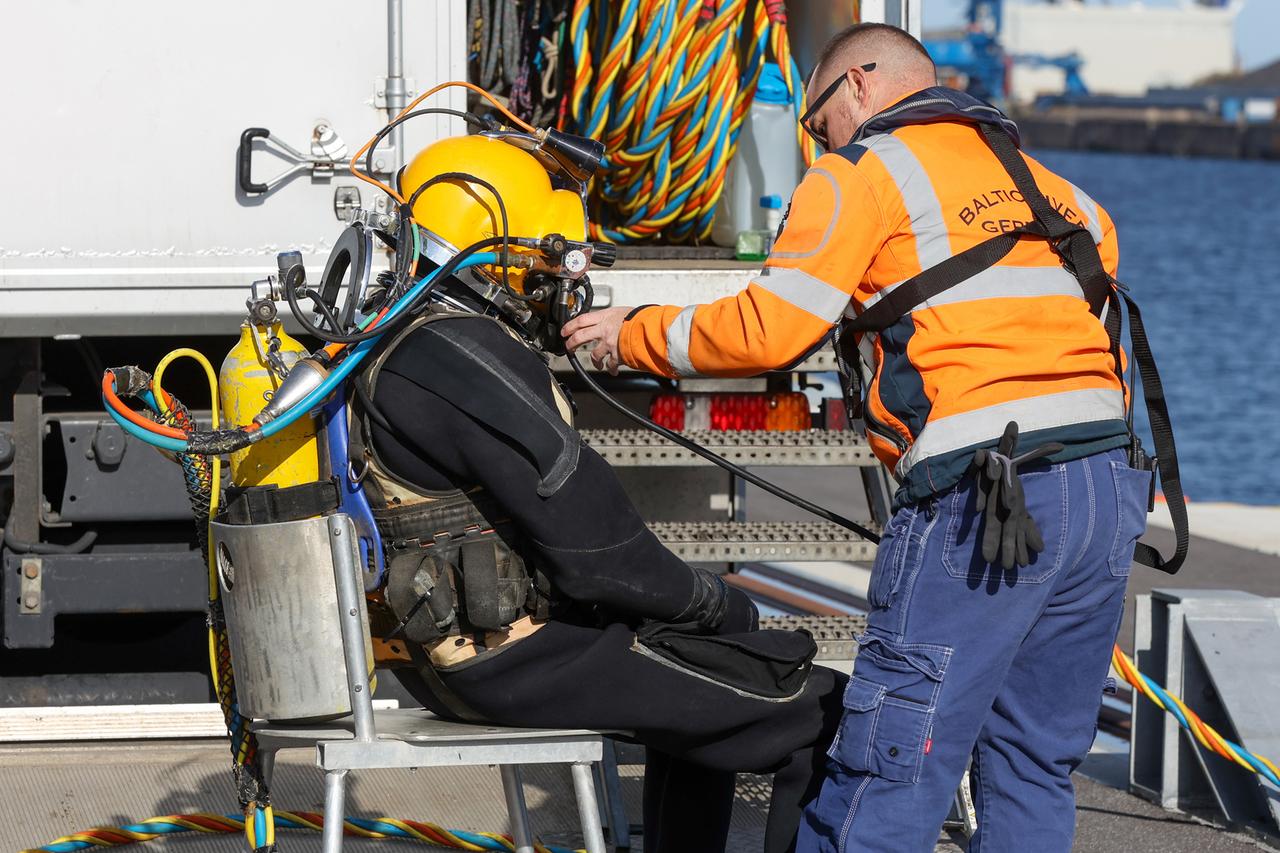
650, 521, 878, 563
759, 614, 867, 662
583, 429, 876, 467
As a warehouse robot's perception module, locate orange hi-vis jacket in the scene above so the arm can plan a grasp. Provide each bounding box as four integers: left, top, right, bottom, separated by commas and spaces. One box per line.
619, 88, 1131, 505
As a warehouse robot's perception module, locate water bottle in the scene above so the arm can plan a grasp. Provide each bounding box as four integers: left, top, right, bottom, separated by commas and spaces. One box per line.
712, 63, 805, 248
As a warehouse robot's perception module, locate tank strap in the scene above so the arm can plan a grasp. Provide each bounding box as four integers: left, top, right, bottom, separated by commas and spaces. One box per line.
219, 479, 340, 525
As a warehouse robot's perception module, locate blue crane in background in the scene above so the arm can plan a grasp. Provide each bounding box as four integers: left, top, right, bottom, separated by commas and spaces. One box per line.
923, 0, 1088, 104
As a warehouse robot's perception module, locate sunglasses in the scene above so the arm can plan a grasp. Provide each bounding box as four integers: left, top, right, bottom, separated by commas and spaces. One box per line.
800, 62, 877, 152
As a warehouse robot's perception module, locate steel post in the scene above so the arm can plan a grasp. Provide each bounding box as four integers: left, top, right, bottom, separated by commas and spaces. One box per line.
322, 769, 349, 853
329, 516, 375, 742
570, 761, 607, 853
499, 765, 535, 853
385, 0, 406, 173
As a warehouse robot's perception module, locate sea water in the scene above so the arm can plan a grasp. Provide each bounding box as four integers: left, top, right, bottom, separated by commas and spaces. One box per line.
1031, 150, 1280, 505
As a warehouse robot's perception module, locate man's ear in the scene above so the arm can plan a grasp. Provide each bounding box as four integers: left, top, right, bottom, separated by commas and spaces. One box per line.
849, 66, 871, 109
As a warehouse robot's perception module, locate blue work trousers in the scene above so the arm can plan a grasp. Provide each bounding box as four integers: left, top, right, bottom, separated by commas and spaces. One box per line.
798, 448, 1151, 852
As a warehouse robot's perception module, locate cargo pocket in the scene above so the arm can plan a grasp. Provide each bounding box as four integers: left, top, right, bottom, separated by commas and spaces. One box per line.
1108, 462, 1152, 578
827, 635, 951, 784
943, 466, 1068, 584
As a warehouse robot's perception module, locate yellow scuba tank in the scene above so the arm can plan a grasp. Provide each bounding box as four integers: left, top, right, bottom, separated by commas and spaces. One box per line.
219, 321, 320, 488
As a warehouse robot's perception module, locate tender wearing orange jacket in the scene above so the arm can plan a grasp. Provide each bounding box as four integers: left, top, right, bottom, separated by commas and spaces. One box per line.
619, 88, 1130, 505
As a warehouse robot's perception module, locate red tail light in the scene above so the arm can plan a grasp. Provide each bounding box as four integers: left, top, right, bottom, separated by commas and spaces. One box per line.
648, 392, 811, 431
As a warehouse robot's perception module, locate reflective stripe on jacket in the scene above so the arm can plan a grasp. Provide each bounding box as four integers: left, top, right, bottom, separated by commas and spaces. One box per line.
618, 88, 1130, 504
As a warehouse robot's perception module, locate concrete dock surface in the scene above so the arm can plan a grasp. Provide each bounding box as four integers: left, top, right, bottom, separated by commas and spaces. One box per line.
4, 738, 1276, 853
1146, 501, 1280, 558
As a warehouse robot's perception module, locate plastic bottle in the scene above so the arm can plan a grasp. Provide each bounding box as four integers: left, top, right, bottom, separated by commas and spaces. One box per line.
735, 195, 785, 261
762, 194, 783, 252
712, 62, 805, 248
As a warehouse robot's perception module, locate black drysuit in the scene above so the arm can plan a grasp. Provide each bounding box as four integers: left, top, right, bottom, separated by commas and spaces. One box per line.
368, 314, 846, 853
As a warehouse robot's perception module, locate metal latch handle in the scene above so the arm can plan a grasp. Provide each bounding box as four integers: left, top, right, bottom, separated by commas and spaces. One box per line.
237, 126, 353, 196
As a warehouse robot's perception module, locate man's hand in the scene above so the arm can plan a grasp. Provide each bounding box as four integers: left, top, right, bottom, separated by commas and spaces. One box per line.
561, 305, 633, 375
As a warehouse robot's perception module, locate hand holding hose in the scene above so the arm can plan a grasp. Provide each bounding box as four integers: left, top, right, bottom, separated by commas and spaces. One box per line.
561, 306, 632, 374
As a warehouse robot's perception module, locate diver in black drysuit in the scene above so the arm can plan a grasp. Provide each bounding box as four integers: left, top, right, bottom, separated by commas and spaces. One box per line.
365, 312, 847, 853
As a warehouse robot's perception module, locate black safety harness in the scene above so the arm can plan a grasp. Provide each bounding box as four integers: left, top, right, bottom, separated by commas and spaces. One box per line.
834, 122, 1188, 575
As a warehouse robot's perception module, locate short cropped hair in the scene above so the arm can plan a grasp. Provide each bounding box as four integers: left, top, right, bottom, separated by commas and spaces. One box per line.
812, 22, 936, 87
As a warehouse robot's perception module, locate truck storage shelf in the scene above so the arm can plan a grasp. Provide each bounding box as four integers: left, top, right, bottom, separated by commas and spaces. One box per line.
582, 429, 876, 467
649, 521, 878, 563
549, 350, 837, 374
758, 614, 868, 661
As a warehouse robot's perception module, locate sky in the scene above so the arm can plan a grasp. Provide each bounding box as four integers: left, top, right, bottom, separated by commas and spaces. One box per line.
922, 0, 1280, 72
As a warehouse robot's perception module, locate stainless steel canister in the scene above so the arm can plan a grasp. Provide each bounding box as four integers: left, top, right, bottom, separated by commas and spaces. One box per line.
211, 513, 374, 722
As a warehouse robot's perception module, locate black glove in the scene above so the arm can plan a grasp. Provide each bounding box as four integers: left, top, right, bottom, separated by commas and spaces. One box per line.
674, 566, 734, 632
973, 422, 1063, 571
719, 586, 760, 635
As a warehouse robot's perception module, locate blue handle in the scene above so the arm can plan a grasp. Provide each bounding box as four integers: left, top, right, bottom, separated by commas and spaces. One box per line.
322, 390, 386, 590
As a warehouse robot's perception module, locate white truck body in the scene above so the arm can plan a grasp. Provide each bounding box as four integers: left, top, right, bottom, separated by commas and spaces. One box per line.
0, 0, 915, 701
1, 0, 469, 335
0, 1, 919, 334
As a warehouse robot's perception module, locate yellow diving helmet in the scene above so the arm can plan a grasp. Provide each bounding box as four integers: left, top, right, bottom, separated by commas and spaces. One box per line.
401, 133, 591, 296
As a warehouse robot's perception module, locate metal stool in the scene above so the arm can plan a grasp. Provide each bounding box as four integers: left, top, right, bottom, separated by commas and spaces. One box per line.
252, 711, 607, 853
240, 515, 609, 853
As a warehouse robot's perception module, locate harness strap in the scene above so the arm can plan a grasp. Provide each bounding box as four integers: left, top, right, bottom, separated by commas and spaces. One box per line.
984, 124, 1188, 573
372, 489, 507, 545
1120, 289, 1189, 574
978, 124, 1114, 318
459, 540, 502, 629
830, 319, 865, 419
844, 222, 1043, 334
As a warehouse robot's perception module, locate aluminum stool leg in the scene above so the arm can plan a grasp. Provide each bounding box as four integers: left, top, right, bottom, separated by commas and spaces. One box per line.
322, 769, 349, 853
499, 765, 536, 853
571, 761, 607, 853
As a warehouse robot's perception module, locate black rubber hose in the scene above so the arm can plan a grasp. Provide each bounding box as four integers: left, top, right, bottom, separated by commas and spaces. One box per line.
352, 375, 394, 434
3, 522, 98, 554
567, 352, 880, 542
284, 237, 506, 345
306, 288, 342, 333
561, 281, 880, 543
405, 171, 530, 301
362, 108, 487, 181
